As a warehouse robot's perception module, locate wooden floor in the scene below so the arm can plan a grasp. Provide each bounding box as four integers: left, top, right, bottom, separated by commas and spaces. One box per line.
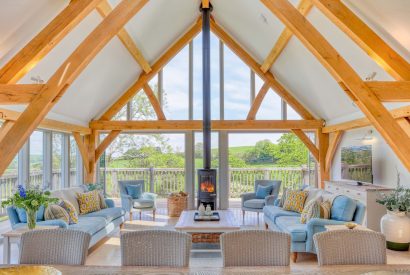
1, 199, 409, 267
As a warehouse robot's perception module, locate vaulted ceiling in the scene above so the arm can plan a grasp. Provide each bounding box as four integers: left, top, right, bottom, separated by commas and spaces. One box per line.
0, 0, 409, 126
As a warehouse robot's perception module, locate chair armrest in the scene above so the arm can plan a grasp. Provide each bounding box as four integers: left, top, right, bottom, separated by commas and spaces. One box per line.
104, 198, 115, 208
38, 220, 69, 228
120, 194, 133, 212
240, 192, 256, 205
273, 198, 281, 206
142, 192, 157, 201
306, 218, 347, 253
265, 194, 278, 206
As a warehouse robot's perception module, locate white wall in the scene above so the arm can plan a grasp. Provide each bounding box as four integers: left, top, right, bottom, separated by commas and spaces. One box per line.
331, 126, 410, 188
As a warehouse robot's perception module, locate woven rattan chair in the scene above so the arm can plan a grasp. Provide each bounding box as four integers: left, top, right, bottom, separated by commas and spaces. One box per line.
313, 230, 387, 266
121, 230, 192, 267
19, 229, 91, 265
221, 230, 291, 267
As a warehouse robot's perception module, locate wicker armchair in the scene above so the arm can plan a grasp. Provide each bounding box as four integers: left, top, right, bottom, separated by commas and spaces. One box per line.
221, 230, 291, 267
19, 229, 91, 265
121, 230, 192, 267
313, 230, 387, 266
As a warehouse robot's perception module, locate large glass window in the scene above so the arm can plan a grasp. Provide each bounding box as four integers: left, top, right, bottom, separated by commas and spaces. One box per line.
0, 154, 18, 216
69, 136, 78, 186
52, 133, 63, 190
228, 132, 314, 207
102, 133, 185, 198
29, 131, 43, 188
255, 75, 282, 120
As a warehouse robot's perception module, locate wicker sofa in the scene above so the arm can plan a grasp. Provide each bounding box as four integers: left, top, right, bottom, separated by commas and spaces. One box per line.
7, 187, 125, 247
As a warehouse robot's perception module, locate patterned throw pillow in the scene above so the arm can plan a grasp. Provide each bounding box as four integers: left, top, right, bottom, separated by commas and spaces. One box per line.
59, 200, 78, 224
44, 204, 69, 224
320, 200, 331, 219
278, 188, 289, 207
77, 190, 101, 215
283, 190, 308, 213
300, 199, 321, 224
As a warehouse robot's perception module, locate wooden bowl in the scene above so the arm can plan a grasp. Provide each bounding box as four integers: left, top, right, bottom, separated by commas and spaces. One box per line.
345, 222, 357, 229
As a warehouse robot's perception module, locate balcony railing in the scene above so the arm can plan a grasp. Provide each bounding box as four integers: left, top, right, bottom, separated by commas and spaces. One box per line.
0, 167, 313, 215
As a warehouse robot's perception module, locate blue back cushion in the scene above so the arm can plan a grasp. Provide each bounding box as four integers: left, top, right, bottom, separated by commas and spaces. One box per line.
331, 195, 357, 222
255, 185, 273, 199
16, 205, 45, 222
126, 184, 143, 199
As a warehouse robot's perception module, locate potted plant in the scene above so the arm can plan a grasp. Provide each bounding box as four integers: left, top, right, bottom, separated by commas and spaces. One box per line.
1, 185, 58, 230
377, 185, 410, 251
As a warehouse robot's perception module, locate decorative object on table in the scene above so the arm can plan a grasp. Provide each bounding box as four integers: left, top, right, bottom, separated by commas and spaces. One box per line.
118, 180, 157, 221
345, 222, 357, 230
167, 191, 188, 217
194, 212, 220, 221
376, 182, 410, 251
205, 204, 212, 216
1, 185, 58, 230
0, 266, 62, 275
198, 203, 206, 216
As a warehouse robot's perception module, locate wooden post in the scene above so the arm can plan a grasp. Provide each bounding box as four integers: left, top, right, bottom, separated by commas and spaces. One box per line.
317, 128, 329, 189
85, 130, 97, 183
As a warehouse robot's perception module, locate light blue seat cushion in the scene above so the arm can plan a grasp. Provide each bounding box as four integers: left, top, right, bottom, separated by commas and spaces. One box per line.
263, 206, 300, 223
67, 216, 106, 235
16, 206, 45, 222
243, 199, 265, 209
126, 184, 143, 199
331, 195, 357, 222
255, 185, 273, 199
83, 207, 125, 223
275, 216, 307, 242
133, 199, 154, 209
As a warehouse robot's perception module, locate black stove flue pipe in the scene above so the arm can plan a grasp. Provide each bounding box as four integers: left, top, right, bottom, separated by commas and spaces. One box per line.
200, 3, 213, 170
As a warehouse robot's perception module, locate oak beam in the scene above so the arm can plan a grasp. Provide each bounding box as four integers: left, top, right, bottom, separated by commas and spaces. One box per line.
210, 19, 315, 120
100, 18, 202, 120
0, 0, 102, 84
0, 84, 45, 104
85, 130, 98, 183
323, 105, 410, 133
0, 121, 14, 142
291, 129, 319, 161
89, 120, 323, 131
262, 0, 410, 172
0, 0, 149, 176
72, 132, 90, 173
95, 130, 121, 161
247, 82, 270, 120
96, 0, 151, 73
260, 0, 313, 73
312, 0, 410, 81
316, 128, 329, 188
143, 84, 166, 120
397, 118, 410, 138
325, 130, 343, 174
202, 0, 210, 8
366, 81, 410, 102
0, 108, 90, 134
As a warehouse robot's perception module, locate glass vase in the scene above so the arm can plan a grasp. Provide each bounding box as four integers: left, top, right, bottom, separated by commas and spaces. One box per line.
26, 209, 37, 230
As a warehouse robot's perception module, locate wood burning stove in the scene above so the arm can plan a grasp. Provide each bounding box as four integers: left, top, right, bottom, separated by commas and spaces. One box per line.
198, 169, 217, 210
197, 3, 217, 210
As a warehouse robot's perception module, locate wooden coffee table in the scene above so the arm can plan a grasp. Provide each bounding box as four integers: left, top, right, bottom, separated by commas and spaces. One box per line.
175, 210, 240, 245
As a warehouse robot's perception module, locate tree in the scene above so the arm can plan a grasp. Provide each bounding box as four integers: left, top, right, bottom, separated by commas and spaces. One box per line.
273, 133, 308, 166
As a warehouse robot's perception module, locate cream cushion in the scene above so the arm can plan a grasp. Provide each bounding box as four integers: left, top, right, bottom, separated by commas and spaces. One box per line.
50, 187, 84, 214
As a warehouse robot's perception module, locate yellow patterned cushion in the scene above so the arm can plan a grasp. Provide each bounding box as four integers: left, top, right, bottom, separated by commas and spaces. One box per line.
77, 191, 101, 215
283, 190, 308, 213
60, 200, 79, 224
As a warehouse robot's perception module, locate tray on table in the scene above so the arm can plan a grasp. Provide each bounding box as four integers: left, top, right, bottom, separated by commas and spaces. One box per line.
194, 212, 220, 221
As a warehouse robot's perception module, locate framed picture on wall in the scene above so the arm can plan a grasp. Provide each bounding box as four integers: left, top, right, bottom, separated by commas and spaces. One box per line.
341, 145, 373, 183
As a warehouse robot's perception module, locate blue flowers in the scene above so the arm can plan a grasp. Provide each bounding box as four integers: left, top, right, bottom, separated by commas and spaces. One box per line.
17, 185, 26, 198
